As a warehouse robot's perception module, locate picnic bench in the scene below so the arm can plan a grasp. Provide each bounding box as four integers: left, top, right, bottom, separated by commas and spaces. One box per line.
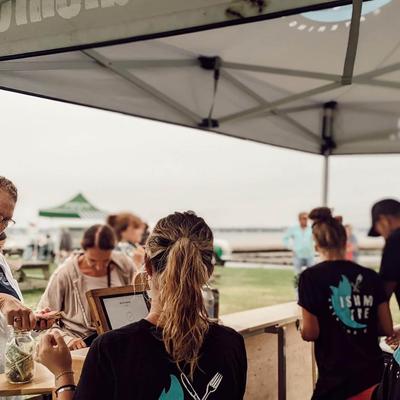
18, 261, 51, 281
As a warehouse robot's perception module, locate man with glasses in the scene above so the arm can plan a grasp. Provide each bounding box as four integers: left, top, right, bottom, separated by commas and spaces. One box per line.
0, 176, 54, 374
283, 212, 315, 286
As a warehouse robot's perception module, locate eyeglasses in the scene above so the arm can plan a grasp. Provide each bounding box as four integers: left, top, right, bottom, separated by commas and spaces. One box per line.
0, 215, 15, 227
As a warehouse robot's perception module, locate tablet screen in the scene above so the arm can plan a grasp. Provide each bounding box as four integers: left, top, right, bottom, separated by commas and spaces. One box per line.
101, 293, 149, 330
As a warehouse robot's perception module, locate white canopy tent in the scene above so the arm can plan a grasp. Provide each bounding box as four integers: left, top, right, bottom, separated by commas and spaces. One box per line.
0, 0, 399, 205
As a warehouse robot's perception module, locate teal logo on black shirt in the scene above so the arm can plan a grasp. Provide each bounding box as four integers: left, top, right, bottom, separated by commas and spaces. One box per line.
329, 275, 369, 332
159, 375, 184, 400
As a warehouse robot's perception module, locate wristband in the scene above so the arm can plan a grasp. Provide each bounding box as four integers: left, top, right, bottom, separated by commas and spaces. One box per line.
55, 371, 74, 381
56, 384, 76, 397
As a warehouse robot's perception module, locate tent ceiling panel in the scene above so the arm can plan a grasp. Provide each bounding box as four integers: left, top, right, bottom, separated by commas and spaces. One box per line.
161, 18, 349, 76
0, 0, 399, 155
222, 114, 322, 153
0, 0, 355, 60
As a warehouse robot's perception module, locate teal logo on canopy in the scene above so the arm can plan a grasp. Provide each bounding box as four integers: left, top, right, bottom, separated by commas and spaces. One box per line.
302, 0, 392, 23
159, 375, 184, 400
329, 275, 371, 333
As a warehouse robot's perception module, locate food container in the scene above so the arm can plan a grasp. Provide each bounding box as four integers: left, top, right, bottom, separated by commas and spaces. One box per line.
5, 329, 35, 384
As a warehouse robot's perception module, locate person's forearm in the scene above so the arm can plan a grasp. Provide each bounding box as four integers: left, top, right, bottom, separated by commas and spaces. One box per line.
0, 292, 13, 309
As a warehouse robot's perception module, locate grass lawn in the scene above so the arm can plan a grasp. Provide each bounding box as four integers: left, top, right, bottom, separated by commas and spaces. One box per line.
214, 267, 296, 314
21, 265, 400, 323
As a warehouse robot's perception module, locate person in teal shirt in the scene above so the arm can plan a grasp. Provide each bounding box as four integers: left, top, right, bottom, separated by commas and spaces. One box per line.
283, 212, 315, 278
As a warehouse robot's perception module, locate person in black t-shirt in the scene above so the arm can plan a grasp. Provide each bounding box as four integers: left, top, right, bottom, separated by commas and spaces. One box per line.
298, 207, 393, 400
368, 199, 400, 309
38, 211, 247, 400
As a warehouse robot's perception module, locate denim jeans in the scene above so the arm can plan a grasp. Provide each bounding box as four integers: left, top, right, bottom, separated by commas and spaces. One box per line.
293, 256, 314, 275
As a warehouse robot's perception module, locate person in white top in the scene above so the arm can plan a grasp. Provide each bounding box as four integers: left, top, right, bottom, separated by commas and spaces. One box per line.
37, 225, 135, 350
0, 176, 54, 374
107, 212, 146, 270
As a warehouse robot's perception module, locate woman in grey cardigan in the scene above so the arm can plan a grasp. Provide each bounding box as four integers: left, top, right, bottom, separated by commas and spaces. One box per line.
38, 224, 136, 350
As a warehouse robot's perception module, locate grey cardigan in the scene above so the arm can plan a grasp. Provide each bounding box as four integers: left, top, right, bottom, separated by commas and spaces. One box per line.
37, 251, 135, 345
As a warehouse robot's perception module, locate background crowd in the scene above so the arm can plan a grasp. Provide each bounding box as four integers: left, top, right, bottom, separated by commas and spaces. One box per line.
1, 174, 400, 400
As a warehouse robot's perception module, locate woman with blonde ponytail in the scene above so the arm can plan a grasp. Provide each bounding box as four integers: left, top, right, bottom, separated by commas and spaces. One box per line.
38, 211, 247, 400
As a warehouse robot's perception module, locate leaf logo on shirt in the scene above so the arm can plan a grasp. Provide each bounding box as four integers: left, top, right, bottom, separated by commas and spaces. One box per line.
159, 373, 224, 400
329, 275, 367, 330
159, 375, 184, 400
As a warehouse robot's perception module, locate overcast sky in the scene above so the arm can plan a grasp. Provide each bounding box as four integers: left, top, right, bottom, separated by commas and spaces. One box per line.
1, 89, 399, 229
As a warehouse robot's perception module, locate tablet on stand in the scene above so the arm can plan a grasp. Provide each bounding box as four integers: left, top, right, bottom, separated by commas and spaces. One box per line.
86, 285, 150, 334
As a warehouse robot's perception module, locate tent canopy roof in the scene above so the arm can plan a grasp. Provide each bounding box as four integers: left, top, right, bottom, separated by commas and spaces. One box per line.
39, 193, 106, 219
0, 0, 399, 155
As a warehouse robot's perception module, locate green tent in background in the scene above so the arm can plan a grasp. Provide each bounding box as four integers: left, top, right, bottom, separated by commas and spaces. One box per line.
38, 193, 106, 219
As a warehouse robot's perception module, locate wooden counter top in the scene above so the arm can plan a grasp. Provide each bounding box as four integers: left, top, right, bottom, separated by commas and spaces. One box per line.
0, 362, 54, 396
221, 302, 300, 335
0, 303, 301, 397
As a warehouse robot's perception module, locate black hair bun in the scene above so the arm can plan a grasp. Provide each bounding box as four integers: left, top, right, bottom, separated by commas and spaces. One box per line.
106, 214, 117, 227
309, 207, 333, 223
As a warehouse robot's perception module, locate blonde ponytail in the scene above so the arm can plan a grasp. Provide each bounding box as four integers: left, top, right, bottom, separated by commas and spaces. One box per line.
147, 212, 214, 379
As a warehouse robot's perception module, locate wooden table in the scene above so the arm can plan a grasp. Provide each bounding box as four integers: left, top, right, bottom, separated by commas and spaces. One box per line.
0, 362, 54, 397
20, 261, 51, 281
0, 350, 88, 397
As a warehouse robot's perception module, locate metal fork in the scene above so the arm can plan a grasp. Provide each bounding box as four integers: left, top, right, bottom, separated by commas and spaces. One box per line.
202, 373, 223, 400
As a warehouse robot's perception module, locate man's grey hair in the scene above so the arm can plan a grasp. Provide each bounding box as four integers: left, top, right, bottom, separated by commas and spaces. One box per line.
0, 176, 18, 202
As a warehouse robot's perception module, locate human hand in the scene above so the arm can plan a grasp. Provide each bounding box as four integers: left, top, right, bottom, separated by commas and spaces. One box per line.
34, 308, 60, 331
37, 331, 72, 376
133, 246, 145, 268
386, 325, 400, 349
67, 337, 87, 350
0, 293, 36, 331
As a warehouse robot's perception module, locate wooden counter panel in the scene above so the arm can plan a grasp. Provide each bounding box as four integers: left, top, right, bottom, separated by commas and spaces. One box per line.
285, 323, 314, 400
244, 331, 278, 400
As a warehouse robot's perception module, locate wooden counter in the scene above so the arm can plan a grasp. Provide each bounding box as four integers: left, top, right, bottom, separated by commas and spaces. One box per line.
0, 362, 53, 397
0, 303, 314, 400
221, 302, 300, 335
0, 350, 88, 397
222, 302, 314, 400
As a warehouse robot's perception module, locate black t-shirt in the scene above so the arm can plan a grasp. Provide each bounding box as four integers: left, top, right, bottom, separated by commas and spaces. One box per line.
74, 319, 247, 400
298, 260, 387, 400
379, 228, 400, 308
0, 260, 19, 299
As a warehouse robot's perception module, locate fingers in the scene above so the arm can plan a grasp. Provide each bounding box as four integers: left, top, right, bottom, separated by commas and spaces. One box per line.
45, 319, 56, 329
39, 319, 47, 330
12, 312, 22, 330
29, 311, 37, 330
42, 333, 56, 348
37, 333, 55, 363
77, 340, 86, 349
6, 311, 14, 326
4, 300, 37, 330
68, 338, 86, 350
53, 331, 68, 349
20, 310, 35, 331
21, 311, 30, 331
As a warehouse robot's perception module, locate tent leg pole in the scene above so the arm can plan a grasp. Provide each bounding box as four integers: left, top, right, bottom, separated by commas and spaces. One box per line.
322, 154, 329, 207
